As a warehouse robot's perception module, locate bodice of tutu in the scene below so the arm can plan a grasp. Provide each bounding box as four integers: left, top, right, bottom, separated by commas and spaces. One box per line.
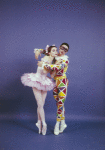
36, 66, 47, 77
27, 58, 49, 81
36, 58, 49, 77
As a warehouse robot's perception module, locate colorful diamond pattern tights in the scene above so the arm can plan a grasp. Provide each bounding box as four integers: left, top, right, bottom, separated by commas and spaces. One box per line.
53, 78, 68, 122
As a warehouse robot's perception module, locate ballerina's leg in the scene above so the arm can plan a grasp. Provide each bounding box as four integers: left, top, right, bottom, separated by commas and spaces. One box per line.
32, 87, 42, 134
41, 90, 47, 135
32, 87, 47, 135
32, 87, 41, 122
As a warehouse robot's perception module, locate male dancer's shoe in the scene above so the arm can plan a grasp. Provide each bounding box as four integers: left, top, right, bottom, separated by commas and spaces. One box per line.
59, 123, 67, 133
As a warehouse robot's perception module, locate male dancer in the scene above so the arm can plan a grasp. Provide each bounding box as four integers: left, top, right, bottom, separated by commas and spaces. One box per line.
36, 43, 69, 135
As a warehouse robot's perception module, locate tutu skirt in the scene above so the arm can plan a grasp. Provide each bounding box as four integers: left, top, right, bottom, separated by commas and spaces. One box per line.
21, 73, 55, 91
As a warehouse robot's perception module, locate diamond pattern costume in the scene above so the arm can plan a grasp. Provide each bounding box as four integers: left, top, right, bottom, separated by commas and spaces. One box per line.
43, 55, 69, 121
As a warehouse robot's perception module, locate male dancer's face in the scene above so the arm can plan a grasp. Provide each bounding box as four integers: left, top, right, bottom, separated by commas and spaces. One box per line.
59, 44, 68, 56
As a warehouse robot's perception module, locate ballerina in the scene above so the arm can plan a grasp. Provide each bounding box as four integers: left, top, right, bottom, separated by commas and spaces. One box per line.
21, 45, 58, 135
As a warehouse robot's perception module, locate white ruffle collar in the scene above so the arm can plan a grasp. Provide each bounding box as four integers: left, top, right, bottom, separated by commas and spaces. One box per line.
55, 55, 69, 61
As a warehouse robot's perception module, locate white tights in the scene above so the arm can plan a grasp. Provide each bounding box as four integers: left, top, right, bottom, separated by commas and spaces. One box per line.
32, 87, 47, 135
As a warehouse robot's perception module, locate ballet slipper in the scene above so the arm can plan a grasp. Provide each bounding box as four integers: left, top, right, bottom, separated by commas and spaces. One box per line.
36, 122, 42, 134
42, 124, 47, 135
54, 124, 59, 135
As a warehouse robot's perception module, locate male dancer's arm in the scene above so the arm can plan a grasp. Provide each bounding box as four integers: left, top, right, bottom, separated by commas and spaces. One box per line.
44, 59, 69, 71
38, 59, 69, 71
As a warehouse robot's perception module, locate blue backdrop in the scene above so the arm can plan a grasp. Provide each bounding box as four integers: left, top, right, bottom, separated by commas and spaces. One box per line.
0, 0, 105, 121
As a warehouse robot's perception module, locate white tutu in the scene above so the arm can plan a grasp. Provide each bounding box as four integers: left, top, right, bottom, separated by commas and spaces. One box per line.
21, 67, 55, 91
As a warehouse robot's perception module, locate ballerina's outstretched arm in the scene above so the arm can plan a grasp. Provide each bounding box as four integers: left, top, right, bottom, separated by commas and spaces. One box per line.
34, 48, 44, 60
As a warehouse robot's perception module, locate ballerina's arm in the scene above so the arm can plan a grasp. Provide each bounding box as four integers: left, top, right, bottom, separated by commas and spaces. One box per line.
34, 49, 44, 60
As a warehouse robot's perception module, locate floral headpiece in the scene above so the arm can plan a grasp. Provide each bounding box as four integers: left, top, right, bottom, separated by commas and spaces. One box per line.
45, 45, 49, 53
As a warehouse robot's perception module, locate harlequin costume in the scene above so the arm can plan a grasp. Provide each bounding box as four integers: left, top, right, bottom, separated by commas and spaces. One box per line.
21, 58, 55, 91
42, 55, 69, 122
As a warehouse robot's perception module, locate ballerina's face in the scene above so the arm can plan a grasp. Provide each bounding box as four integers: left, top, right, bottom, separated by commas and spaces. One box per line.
49, 47, 58, 57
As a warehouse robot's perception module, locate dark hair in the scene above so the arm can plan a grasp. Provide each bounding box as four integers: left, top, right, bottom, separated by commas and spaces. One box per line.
43, 46, 57, 56
48, 46, 57, 53
60, 43, 69, 50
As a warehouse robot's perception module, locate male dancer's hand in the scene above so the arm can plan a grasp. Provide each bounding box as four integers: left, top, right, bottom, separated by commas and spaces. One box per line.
50, 71, 56, 78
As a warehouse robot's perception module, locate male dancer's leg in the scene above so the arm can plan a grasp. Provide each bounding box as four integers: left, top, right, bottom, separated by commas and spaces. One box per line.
53, 78, 68, 121
53, 78, 68, 135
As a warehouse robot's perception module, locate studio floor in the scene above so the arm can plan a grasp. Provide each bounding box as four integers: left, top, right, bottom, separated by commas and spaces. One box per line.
0, 118, 105, 150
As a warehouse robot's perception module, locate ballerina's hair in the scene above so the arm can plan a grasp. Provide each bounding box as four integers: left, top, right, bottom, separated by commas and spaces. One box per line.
43, 45, 57, 56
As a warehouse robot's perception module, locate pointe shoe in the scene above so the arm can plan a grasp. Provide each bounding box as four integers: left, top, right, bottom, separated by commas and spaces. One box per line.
59, 123, 67, 133
54, 125, 59, 135
36, 122, 42, 134
42, 124, 47, 135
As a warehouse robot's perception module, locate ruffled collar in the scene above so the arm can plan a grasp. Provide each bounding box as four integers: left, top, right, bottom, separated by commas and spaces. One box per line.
55, 55, 69, 61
